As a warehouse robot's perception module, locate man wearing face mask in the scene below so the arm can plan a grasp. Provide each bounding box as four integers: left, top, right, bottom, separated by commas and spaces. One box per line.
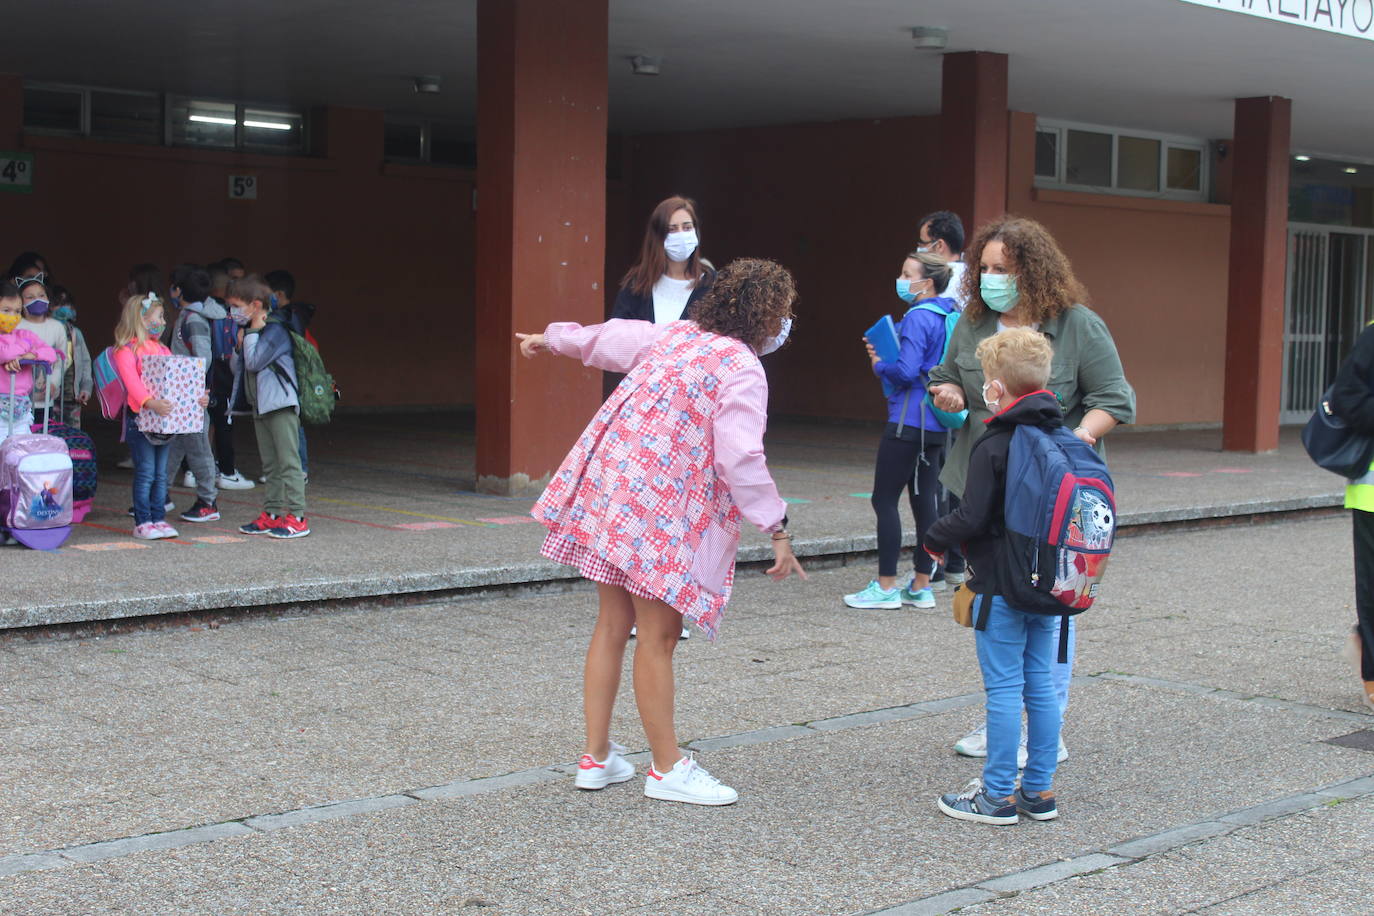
917, 211, 969, 312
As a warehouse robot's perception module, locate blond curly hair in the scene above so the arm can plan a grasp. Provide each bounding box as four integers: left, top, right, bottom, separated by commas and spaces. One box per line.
975, 327, 1053, 397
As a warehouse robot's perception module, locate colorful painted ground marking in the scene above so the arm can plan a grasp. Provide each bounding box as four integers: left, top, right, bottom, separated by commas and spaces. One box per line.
782, 497, 812, 505
72, 541, 150, 551
1158, 472, 1204, 478
394, 521, 459, 531
192, 536, 245, 544
478, 516, 537, 525
1213, 468, 1254, 474
850, 492, 873, 499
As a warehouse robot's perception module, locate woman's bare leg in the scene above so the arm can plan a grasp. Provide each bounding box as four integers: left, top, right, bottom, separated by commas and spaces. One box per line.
582, 583, 635, 759
631, 596, 686, 772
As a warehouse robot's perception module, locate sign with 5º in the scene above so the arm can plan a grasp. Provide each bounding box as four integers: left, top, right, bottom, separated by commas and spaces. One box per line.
0, 152, 34, 194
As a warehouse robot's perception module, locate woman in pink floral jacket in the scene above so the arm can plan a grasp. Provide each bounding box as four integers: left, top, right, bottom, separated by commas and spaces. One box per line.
517, 258, 806, 806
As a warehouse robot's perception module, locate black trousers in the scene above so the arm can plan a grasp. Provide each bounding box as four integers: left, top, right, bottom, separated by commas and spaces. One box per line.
207, 392, 235, 477
1352, 511, 1374, 680
873, 425, 946, 579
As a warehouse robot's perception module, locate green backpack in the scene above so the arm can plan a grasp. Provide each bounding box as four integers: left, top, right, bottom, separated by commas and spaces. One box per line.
268, 319, 336, 425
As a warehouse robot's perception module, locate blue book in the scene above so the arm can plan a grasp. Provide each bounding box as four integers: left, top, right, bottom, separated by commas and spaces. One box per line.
865, 314, 900, 397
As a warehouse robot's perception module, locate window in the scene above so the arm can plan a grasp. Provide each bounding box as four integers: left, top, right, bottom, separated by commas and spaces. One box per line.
22, 82, 307, 154
384, 118, 474, 168
23, 85, 83, 133
1035, 119, 1208, 201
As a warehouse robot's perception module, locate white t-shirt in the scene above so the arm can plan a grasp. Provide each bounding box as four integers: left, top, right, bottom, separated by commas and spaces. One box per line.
651, 275, 695, 324
996, 318, 1042, 333
18, 317, 69, 408
946, 260, 969, 311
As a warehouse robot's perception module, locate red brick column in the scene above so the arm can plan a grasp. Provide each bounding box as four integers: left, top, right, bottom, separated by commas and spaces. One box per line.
940, 52, 1009, 233
1223, 96, 1291, 453
474, 0, 608, 494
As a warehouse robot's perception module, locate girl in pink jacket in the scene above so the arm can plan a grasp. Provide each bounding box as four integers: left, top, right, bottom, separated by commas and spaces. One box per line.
1, 281, 60, 442
517, 257, 806, 807
112, 293, 181, 540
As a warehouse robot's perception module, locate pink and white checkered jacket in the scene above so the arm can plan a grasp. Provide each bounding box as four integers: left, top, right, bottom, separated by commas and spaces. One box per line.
534, 319, 786, 635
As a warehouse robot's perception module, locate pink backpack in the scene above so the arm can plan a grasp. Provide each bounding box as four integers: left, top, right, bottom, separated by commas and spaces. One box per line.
94, 344, 130, 421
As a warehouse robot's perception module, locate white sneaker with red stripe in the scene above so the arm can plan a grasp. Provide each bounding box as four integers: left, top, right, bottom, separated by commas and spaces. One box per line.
644, 755, 738, 806
574, 749, 635, 790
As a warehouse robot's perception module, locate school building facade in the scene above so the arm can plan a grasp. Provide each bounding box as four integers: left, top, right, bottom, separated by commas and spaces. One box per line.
3, 0, 1373, 492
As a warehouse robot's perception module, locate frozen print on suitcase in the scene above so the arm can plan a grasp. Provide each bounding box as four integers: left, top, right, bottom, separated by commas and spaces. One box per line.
0, 432, 74, 549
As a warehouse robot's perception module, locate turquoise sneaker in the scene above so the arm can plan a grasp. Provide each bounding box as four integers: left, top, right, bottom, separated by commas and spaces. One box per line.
843, 580, 902, 609
900, 581, 937, 609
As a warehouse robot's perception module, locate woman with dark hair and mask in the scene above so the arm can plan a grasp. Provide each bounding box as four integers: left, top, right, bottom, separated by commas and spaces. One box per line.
927, 215, 1135, 767
612, 196, 715, 324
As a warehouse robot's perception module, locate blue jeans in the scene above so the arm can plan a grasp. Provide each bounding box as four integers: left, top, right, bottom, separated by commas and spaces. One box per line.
126, 412, 170, 525
975, 597, 1063, 797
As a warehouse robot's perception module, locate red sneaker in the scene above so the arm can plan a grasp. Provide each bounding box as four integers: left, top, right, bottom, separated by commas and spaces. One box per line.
239, 511, 277, 535
267, 513, 310, 539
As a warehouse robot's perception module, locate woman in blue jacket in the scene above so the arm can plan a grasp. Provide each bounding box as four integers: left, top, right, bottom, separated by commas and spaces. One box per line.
844, 251, 956, 611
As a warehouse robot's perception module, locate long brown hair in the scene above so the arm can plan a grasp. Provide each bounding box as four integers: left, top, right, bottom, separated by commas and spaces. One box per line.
961, 216, 1087, 324
621, 196, 703, 298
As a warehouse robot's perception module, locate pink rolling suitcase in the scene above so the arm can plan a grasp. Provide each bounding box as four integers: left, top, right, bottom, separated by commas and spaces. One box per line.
2, 364, 73, 550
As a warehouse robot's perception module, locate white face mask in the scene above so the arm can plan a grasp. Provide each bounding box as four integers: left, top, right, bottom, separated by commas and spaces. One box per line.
981, 379, 1003, 413
664, 229, 699, 263
759, 317, 792, 356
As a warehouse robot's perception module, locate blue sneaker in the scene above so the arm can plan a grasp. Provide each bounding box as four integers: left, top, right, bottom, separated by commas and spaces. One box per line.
937, 779, 1018, 825
843, 580, 902, 609
900, 581, 936, 608
1014, 787, 1059, 821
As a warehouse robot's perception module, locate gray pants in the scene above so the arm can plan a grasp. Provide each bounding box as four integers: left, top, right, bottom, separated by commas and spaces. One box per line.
165, 411, 219, 505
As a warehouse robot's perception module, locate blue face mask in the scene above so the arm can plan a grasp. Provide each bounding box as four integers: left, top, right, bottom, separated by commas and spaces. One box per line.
980, 274, 1020, 313
896, 278, 918, 304
53, 305, 76, 323
24, 298, 50, 317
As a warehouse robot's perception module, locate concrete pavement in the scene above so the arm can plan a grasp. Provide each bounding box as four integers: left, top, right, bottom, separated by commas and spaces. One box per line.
2, 515, 1371, 913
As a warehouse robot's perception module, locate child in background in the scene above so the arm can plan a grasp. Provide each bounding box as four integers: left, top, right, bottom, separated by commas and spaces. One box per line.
16, 277, 68, 428
925, 328, 1066, 826
265, 269, 311, 481
111, 293, 181, 541
164, 264, 222, 523
1, 281, 59, 441
227, 275, 309, 539
206, 264, 253, 490
49, 285, 92, 428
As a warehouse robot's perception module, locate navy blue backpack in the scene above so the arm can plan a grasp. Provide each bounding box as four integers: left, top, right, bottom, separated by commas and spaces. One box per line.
975, 423, 1117, 661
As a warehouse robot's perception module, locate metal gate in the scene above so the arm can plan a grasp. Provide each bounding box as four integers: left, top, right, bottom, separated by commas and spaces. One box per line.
1282, 224, 1374, 424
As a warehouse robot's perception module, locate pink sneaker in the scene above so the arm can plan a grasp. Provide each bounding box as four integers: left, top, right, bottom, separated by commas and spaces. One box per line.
153, 522, 180, 539
132, 523, 160, 540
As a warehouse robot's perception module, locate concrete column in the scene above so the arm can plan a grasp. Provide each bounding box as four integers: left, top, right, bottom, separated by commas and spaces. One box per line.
1222, 96, 1291, 453
940, 52, 1009, 233
474, 0, 608, 494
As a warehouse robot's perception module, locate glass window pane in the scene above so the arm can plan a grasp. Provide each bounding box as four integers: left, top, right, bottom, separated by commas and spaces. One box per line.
430, 121, 475, 168
90, 91, 161, 144
24, 87, 82, 133
1065, 130, 1112, 187
385, 122, 423, 160
242, 108, 303, 150
1118, 136, 1161, 192
171, 99, 236, 147
1167, 146, 1202, 191
1034, 130, 1058, 178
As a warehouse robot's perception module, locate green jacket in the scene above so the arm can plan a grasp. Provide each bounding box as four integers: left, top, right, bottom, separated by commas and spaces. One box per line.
927, 304, 1136, 498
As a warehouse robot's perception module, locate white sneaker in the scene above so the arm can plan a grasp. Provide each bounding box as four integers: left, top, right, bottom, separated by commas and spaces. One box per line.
132, 522, 160, 540
954, 723, 987, 757
1018, 734, 1069, 769
116, 457, 135, 470
153, 522, 180, 539
183, 471, 196, 488
644, 756, 737, 806
574, 750, 635, 790
218, 470, 256, 490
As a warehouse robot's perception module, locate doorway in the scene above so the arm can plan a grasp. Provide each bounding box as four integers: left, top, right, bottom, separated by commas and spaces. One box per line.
1282, 224, 1374, 424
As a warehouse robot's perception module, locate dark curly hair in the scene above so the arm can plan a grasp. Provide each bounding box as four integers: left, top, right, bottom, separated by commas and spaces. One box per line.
961, 216, 1087, 324
693, 258, 796, 352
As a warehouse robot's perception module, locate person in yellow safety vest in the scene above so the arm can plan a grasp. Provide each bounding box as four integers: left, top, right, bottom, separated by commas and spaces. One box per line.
1327, 321, 1374, 712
